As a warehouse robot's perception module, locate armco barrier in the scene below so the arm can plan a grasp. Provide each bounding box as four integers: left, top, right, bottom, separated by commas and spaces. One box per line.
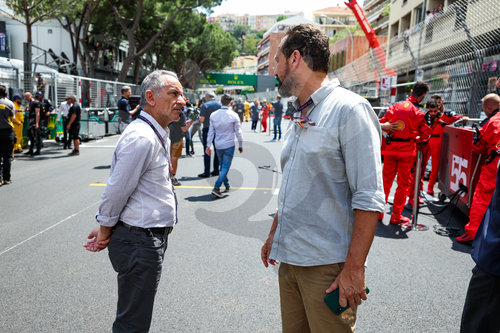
106, 107, 120, 135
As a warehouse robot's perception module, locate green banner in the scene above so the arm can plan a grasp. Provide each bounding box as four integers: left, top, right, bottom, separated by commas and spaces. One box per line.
198, 73, 258, 86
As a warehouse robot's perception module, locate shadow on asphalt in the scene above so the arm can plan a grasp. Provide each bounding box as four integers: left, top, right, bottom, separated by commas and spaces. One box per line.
193, 141, 277, 242
376, 223, 410, 239
424, 198, 472, 254
94, 165, 111, 169
179, 176, 204, 182
185, 194, 221, 202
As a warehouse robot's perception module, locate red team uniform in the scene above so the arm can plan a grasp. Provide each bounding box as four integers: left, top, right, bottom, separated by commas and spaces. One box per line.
463, 111, 500, 240
380, 96, 431, 223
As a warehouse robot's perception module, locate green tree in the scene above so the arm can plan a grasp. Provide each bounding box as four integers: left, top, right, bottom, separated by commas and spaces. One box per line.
231, 25, 250, 40
58, 0, 103, 77
242, 35, 259, 56
108, 0, 222, 82
2, 0, 75, 43
153, 12, 237, 89
215, 86, 224, 95
276, 14, 287, 22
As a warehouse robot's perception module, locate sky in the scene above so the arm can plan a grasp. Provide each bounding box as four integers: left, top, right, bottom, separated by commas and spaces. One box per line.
206, 0, 365, 19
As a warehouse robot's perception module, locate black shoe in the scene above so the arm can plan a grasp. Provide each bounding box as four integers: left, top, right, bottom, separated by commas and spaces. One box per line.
33, 151, 41, 156
198, 173, 210, 178
190, 150, 195, 155
69, 150, 80, 156
210, 171, 219, 176
224, 186, 230, 192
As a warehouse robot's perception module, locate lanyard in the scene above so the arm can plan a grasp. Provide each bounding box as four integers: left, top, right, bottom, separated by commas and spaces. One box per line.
297, 98, 313, 112
138, 115, 167, 152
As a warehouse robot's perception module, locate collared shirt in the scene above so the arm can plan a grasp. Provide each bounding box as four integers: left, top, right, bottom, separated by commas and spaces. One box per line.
96, 111, 177, 228
57, 101, 70, 121
270, 80, 385, 266
207, 106, 243, 150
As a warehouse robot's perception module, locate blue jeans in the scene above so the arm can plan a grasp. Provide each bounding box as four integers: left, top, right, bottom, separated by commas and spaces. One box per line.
215, 146, 235, 190
273, 117, 282, 139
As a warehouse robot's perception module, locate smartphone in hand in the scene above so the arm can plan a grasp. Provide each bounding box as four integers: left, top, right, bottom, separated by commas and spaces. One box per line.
324, 288, 370, 315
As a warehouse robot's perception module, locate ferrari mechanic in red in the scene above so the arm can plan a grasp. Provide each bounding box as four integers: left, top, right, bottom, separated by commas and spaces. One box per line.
458, 93, 500, 243
379, 81, 431, 224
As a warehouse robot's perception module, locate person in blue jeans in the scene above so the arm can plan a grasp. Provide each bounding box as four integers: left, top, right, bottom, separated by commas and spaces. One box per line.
206, 94, 243, 198
271, 95, 284, 141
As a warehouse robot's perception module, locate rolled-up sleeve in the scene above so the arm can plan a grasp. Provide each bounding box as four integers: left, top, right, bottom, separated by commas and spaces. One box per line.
340, 102, 385, 213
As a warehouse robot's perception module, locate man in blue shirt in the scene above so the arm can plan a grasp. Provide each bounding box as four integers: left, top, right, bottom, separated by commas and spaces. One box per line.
460, 163, 500, 332
271, 95, 284, 141
117, 85, 139, 133
198, 92, 221, 178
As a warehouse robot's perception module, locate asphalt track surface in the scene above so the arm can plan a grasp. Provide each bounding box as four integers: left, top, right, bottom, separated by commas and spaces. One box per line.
0, 119, 474, 332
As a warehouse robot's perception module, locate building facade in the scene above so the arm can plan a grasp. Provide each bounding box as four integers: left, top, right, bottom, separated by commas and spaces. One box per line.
312, 6, 357, 37
208, 12, 303, 32
256, 16, 317, 75
363, 0, 390, 35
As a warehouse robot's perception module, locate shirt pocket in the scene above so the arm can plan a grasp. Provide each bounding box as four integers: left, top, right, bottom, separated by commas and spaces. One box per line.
299, 126, 346, 180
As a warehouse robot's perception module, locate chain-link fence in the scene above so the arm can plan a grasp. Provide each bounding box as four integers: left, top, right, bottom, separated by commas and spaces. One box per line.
331, 0, 500, 117
0, 67, 141, 141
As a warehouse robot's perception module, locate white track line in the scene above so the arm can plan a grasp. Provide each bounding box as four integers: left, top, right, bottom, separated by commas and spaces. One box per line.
0, 201, 99, 257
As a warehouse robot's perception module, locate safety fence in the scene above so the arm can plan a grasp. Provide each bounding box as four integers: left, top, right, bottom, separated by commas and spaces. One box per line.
331, 0, 500, 117
0, 67, 140, 110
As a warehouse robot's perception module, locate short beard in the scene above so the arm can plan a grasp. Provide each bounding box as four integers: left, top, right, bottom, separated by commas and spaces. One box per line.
277, 66, 295, 98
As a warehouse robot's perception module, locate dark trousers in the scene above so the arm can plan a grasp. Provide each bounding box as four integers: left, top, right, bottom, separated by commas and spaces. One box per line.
62, 117, 71, 149
28, 125, 41, 153
460, 265, 500, 333
202, 127, 219, 175
251, 120, 258, 130
0, 128, 15, 181
184, 130, 191, 155
108, 223, 172, 333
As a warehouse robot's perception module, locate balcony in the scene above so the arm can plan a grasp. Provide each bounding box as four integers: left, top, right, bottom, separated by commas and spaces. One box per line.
386, 1, 500, 72
364, 0, 386, 11
366, 1, 389, 23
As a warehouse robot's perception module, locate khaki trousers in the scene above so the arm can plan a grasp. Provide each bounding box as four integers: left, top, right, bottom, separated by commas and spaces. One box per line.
279, 263, 356, 333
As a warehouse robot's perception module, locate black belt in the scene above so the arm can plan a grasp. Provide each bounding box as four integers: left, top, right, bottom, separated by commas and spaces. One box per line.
117, 221, 173, 235
390, 138, 411, 142
430, 134, 440, 138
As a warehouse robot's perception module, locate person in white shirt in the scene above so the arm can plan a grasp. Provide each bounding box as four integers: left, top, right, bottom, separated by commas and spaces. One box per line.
206, 94, 243, 197
57, 96, 71, 149
84, 70, 186, 332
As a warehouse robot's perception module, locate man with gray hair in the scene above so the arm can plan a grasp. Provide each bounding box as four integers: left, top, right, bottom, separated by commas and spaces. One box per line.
117, 85, 139, 132
84, 70, 186, 332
